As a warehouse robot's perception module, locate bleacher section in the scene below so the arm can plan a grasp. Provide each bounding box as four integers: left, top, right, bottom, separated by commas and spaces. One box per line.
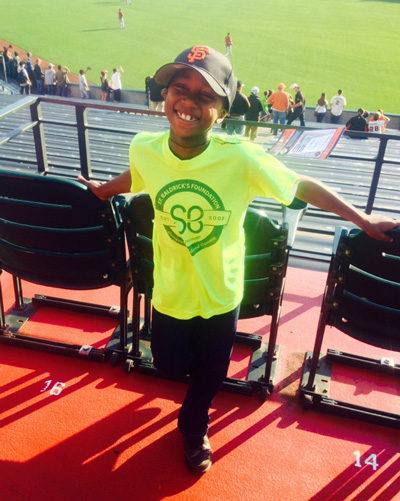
1, 93, 399, 269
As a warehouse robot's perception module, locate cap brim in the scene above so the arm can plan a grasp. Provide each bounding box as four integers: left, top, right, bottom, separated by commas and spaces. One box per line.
155, 62, 227, 99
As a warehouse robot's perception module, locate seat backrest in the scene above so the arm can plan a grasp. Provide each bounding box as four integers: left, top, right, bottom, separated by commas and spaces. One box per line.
329, 227, 400, 349
0, 170, 126, 289
123, 193, 155, 292
123, 193, 288, 318
240, 206, 288, 318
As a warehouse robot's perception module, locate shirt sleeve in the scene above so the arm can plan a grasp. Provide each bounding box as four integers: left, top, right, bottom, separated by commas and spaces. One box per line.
247, 144, 299, 205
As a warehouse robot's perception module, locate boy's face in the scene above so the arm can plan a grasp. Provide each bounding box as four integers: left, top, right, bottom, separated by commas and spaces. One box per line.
161, 68, 227, 144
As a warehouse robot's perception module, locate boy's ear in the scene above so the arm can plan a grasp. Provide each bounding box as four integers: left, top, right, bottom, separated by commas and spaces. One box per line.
161, 87, 168, 99
215, 109, 228, 125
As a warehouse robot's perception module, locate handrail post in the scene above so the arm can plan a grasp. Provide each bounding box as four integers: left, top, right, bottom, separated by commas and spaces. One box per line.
365, 137, 388, 214
30, 99, 49, 174
75, 105, 92, 179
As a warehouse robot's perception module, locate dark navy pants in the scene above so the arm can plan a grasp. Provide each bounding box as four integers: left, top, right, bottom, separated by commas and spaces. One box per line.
151, 306, 239, 438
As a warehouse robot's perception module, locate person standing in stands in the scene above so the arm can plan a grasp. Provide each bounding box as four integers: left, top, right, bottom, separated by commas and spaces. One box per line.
17, 62, 31, 95
261, 90, 272, 122
55, 65, 70, 97
145, 76, 152, 107
79, 67, 91, 99
2, 45, 12, 78
287, 83, 306, 126
33, 59, 45, 95
79, 45, 399, 476
330, 89, 347, 124
244, 86, 264, 141
314, 93, 328, 123
111, 66, 124, 102
12, 51, 20, 79
226, 80, 250, 136
44, 63, 56, 95
100, 70, 110, 101
225, 33, 232, 56
268, 83, 290, 136
24, 52, 34, 88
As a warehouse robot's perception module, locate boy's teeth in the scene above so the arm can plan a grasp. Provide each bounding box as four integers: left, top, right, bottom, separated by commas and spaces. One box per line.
178, 111, 196, 121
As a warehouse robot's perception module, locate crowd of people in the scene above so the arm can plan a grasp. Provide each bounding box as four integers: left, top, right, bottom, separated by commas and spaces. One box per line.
223, 79, 390, 140
2, 44, 126, 102
345, 108, 391, 133
2, 43, 391, 135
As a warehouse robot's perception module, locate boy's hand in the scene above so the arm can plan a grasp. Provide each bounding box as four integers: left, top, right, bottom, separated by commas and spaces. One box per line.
78, 170, 132, 200
361, 213, 400, 242
78, 175, 107, 199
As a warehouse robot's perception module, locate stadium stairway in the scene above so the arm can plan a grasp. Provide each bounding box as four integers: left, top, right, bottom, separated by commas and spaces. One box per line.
1, 93, 399, 270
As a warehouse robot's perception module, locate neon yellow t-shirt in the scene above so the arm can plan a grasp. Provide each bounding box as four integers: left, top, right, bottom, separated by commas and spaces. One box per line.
129, 131, 299, 320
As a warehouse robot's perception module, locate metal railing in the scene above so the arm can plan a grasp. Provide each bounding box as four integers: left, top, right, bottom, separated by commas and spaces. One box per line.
224, 117, 400, 215
1, 95, 400, 217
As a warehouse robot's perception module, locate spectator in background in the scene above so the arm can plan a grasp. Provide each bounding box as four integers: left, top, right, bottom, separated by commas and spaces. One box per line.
2, 45, 12, 78
79, 67, 91, 99
268, 83, 290, 136
44, 63, 56, 95
261, 90, 272, 122
225, 33, 232, 56
33, 59, 45, 95
345, 108, 368, 132
55, 65, 70, 97
111, 67, 124, 102
119, 9, 125, 29
17, 62, 31, 95
368, 110, 390, 133
12, 51, 20, 79
25, 52, 34, 88
314, 92, 328, 123
330, 89, 347, 124
244, 86, 264, 141
100, 70, 110, 101
145, 75, 152, 107
149, 76, 165, 112
377, 109, 390, 130
287, 83, 306, 126
226, 80, 250, 136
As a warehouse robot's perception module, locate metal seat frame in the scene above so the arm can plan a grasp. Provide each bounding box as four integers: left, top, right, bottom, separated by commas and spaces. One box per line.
300, 225, 400, 427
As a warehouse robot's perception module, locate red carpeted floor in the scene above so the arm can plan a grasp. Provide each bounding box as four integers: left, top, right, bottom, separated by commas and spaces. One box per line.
1, 267, 400, 501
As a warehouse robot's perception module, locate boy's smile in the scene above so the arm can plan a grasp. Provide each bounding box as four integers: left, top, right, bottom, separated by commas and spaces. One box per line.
162, 69, 227, 159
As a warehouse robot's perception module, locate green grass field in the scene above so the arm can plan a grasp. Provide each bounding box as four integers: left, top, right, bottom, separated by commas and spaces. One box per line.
3, 0, 400, 113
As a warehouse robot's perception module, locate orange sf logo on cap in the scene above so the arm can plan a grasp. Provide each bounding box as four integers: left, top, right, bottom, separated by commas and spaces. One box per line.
187, 46, 210, 63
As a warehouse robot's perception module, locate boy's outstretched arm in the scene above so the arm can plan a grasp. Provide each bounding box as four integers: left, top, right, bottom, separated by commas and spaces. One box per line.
78, 170, 132, 200
295, 175, 400, 242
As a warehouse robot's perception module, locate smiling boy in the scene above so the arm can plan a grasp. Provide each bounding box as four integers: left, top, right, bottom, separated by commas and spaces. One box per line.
80, 45, 399, 475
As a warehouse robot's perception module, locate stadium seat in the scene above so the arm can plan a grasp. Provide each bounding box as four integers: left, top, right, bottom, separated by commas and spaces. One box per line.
0, 170, 132, 361
121, 193, 306, 400
300, 225, 400, 427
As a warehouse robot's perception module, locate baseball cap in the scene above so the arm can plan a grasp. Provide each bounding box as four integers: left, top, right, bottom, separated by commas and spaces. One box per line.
154, 45, 237, 109
290, 83, 299, 89
278, 83, 286, 90
251, 86, 259, 95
